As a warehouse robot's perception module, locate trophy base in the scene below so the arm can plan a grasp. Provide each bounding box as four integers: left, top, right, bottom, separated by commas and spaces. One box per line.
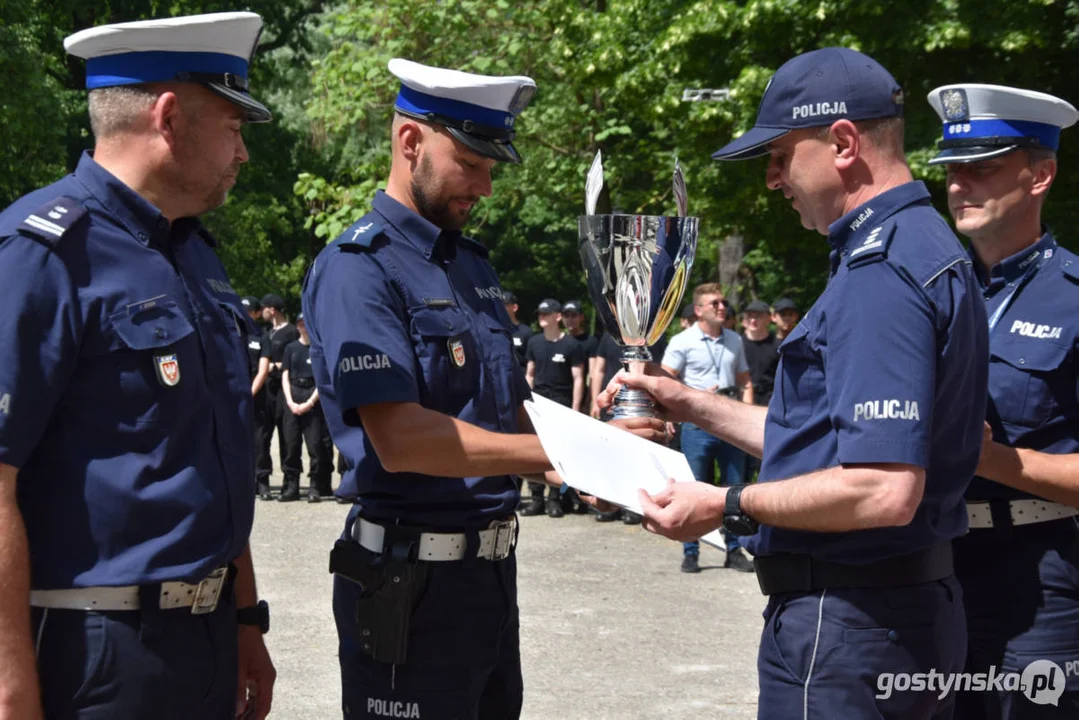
610, 387, 659, 420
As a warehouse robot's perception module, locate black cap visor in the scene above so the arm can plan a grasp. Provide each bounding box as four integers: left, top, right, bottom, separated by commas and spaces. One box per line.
445, 126, 521, 164
928, 145, 1019, 165
205, 82, 272, 123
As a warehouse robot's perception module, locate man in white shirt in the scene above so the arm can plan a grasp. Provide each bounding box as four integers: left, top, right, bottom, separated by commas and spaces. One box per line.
661, 283, 754, 573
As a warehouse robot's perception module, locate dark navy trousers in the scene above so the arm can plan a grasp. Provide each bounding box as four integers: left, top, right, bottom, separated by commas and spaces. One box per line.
334, 546, 522, 719
954, 517, 1079, 719
33, 593, 237, 719
757, 576, 966, 719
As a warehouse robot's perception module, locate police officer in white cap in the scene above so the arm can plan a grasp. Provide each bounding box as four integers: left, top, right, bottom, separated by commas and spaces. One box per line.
928, 83, 1079, 718
0, 11, 276, 720
303, 59, 668, 718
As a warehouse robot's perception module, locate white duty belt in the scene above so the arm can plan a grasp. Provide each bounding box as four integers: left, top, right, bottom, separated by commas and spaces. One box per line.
351, 517, 517, 561
967, 499, 1079, 530
29, 566, 230, 613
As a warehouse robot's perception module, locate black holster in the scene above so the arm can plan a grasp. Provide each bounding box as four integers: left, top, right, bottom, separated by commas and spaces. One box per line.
329, 531, 427, 665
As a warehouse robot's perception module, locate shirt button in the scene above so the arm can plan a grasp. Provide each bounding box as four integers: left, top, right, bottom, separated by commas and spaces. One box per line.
138, 232, 149, 242
887, 629, 899, 642
1019, 358, 1026, 365
154, 327, 166, 339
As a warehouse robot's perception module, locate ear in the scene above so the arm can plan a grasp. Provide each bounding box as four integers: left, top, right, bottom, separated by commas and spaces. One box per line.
152, 91, 182, 148
1029, 156, 1057, 198
829, 119, 860, 170
396, 118, 424, 163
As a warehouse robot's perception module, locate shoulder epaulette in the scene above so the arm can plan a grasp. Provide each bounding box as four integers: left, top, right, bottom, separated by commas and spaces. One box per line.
459, 235, 489, 258
16, 196, 87, 247
1058, 248, 1079, 281
846, 222, 897, 269
196, 226, 217, 248
338, 220, 386, 253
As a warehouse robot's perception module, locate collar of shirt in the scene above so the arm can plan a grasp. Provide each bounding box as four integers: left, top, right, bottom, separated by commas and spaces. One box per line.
970, 228, 1057, 295
826, 181, 932, 255
689, 323, 729, 345
371, 189, 462, 263
72, 151, 204, 248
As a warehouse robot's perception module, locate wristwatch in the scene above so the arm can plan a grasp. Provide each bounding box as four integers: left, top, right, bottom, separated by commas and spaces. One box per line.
237, 600, 270, 634
722, 485, 759, 537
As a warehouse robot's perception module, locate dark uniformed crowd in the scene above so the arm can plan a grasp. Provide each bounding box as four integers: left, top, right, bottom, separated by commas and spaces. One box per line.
1, 10, 1078, 720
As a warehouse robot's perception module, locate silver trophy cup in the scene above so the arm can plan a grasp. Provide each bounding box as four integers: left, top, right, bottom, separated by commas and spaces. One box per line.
579, 213, 699, 419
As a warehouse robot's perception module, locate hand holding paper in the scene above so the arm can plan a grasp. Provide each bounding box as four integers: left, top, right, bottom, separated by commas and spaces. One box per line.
523, 394, 724, 548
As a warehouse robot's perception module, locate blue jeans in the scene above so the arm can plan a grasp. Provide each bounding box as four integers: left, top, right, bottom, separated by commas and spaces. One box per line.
680, 422, 746, 556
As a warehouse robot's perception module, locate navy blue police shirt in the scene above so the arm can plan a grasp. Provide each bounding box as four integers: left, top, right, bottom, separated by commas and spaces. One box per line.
0, 152, 256, 588
744, 182, 989, 564
969, 231, 1079, 501
302, 190, 531, 527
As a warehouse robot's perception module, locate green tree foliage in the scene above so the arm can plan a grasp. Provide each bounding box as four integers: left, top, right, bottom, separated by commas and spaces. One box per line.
6, 1, 1079, 318
0, 0, 325, 311
302, 0, 1079, 318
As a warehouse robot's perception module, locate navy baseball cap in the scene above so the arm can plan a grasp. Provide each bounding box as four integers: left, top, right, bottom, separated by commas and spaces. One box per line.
537, 298, 561, 314
260, 293, 285, 311
744, 300, 770, 313
712, 47, 905, 161
502, 290, 518, 304
240, 296, 260, 311
773, 297, 798, 312
562, 300, 584, 314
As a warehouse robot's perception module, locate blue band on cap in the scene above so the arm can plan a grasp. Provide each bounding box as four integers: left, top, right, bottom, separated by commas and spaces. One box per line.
395, 85, 514, 130
85, 51, 248, 89
941, 118, 1061, 150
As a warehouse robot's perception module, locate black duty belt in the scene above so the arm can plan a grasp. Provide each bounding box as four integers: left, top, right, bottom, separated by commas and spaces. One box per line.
754, 541, 953, 596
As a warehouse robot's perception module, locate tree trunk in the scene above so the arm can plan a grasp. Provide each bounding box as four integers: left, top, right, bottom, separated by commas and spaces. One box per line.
718, 232, 744, 308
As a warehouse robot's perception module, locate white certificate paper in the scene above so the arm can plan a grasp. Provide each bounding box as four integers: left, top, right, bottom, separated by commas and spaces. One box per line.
523, 394, 724, 549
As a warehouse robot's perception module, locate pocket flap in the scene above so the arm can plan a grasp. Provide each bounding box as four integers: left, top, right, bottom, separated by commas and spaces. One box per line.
411, 307, 471, 337
110, 302, 195, 350
992, 337, 1068, 373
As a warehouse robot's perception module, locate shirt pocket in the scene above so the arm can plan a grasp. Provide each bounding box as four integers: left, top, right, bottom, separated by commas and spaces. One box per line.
215, 300, 255, 396
410, 307, 480, 411
772, 323, 824, 429
106, 302, 197, 426
989, 338, 1070, 429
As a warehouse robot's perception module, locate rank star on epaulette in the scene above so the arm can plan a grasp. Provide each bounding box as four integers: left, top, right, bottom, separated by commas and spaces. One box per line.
155, 353, 181, 387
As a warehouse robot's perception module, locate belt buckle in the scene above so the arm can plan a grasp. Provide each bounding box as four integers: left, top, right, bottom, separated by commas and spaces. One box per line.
490, 519, 515, 561
190, 567, 228, 615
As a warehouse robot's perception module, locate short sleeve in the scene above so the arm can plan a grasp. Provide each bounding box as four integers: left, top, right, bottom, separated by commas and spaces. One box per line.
305, 251, 420, 416
0, 236, 82, 469
825, 263, 936, 467
281, 343, 295, 374
735, 340, 750, 374
570, 341, 586, 367
661, 334, 686, 373
259, 331, 271, 359
525, 336, 538, 363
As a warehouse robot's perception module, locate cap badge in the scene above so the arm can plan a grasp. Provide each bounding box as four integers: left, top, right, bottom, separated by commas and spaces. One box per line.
448, 339, 466, 368
155, 353, 181, 387
941, 89, 969, 122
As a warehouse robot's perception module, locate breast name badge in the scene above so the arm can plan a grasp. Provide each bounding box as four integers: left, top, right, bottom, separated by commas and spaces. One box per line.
448, 338, 467, 368
154, 353, 181, 387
